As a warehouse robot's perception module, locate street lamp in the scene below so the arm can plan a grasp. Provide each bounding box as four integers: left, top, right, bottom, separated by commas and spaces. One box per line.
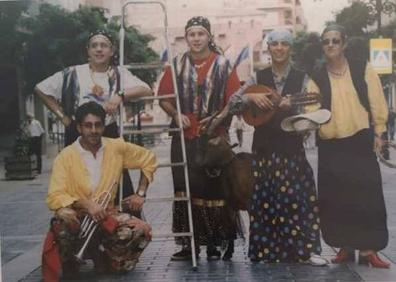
365, 0, 396, 35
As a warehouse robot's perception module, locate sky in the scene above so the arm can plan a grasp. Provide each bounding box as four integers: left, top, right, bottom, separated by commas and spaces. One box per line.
300, 0, 351, 32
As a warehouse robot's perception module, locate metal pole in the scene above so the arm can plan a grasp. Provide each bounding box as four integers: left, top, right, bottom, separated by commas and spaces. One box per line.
376, 0, 383, 35
121, 1, 197, 270
118, 1, 126, 212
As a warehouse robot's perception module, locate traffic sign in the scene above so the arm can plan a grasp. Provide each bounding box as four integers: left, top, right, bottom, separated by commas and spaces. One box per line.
370, 38, 393, 74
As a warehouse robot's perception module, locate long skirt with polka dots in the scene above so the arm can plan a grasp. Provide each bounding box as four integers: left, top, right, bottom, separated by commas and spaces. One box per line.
248, 149, 321, 262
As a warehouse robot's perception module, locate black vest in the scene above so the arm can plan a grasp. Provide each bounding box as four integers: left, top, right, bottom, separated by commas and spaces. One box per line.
311, 58, 370, 115
253, 66, 305, 155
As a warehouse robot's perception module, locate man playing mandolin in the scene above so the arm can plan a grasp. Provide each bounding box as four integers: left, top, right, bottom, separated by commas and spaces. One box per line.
228, 29, 327, 265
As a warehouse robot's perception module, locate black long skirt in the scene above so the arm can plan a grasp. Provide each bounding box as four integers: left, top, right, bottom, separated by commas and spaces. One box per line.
318, 128, 388, 251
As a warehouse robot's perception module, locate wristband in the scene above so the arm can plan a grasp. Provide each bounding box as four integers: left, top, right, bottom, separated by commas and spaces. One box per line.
55, 109, 64, 119
117, 90, 125, 100
137, 190, 146, 198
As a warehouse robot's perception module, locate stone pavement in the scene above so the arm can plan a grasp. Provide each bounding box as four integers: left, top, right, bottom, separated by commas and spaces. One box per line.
1, 131, 396, 281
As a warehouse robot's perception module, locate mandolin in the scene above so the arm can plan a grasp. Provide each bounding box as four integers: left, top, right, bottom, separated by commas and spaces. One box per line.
242, 84, 320, 126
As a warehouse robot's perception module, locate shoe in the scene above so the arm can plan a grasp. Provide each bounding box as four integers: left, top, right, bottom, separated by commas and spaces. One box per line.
62, 261, 80, 279
171, 248, 200, 261
222, 249, 233, 261
306, 254, 328, 266
207, 248, 221, 261
93, 252, 111, 274
359, 253, 390, 269
222, 241, 234, 261
331, 248, 355, 263
222, 248, 234, 261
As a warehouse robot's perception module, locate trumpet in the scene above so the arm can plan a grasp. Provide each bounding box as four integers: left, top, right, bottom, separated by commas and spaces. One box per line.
75, 181, 118, 262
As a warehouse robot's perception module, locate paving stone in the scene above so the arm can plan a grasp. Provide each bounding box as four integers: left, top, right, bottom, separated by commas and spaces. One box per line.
3, 133, 394, 281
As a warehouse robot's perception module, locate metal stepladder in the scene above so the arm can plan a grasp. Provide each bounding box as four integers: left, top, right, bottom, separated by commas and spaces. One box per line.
118, 1, 197, 270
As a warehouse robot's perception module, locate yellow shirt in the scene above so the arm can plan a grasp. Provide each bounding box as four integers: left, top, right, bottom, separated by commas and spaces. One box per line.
47, 137, 157, 211
306, 63, 388, 139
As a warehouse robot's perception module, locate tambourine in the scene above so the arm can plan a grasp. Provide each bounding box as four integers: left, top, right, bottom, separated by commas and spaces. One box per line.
376, 141, 396, 169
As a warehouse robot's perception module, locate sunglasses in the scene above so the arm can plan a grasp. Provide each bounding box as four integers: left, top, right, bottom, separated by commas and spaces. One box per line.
322, 38, 342, 46
269, 41, 290, 47
80, 121, 104, 130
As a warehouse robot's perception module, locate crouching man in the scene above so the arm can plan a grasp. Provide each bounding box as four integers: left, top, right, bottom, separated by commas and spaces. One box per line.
42, 102, 157, 281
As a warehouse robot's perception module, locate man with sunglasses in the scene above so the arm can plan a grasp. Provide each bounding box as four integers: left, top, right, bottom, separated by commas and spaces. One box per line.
228, 29, 326, 265
42, 102, 157, 279
306, 24, 390, 268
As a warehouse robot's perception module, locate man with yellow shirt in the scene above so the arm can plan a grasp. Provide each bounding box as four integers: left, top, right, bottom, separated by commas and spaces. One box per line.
307, 25, 389, 268
43, 102, 157, 279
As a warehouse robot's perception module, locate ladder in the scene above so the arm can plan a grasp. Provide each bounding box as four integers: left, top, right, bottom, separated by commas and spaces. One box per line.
118, 0, 197, 270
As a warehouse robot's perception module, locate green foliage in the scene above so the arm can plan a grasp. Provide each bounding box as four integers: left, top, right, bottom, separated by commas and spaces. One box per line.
0, 1, 29, 66
335, 2, 370, 36
16, 3, 158, 95
292, 31, 322, 73
14, 123, 30, 157
380, 19, 396, 39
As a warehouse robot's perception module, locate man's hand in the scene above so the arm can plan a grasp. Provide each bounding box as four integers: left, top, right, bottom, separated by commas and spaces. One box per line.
374, 135, 385, 152
103, 95, 122, 115
85, 200, 107, 222
200, 113, 225, 136
128, 217, 152, 240
174, 114, 191, 129
278, 96, 291, 111
61, 115, 72, 127
122, 194, 145, 213
246, 92, 274, 110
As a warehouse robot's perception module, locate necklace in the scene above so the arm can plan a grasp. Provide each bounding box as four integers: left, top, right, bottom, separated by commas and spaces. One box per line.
327, 60, 348, 77
195, 61, 207, 70
89, 65, 111, 97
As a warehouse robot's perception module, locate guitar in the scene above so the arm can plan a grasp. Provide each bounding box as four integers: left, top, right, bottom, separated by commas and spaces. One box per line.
242, 84, 320, 126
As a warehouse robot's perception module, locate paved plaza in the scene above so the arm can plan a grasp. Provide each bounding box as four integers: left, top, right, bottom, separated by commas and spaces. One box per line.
1, 131, 396, 281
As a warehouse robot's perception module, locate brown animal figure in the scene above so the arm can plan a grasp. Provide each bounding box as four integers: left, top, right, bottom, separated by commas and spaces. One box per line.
195, 134, 253, 260
199, 135, 254, 211
196, 109, 253, 260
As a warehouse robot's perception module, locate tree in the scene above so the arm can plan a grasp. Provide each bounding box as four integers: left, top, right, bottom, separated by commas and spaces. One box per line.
17, 3, 158, 96
0, 1, 29, 66
0, 2, 29, 134
292, 31, 322, 73
335, 1, 370, 36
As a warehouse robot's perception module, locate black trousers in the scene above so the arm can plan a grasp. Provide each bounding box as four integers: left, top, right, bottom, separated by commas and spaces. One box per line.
29, 136, 42, 173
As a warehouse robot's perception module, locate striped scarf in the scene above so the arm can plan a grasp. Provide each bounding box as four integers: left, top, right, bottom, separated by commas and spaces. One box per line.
173, 52, 232, 119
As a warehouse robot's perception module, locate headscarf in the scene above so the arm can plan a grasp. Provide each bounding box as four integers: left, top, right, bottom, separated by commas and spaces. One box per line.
87, 29, 114, 47
267, 29, 293, 45
321, 24, 347, 42
185, 16, 222, 54
87, 29, 118, 65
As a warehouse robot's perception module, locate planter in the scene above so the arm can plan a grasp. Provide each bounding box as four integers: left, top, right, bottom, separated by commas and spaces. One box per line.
4, 155, 38, 180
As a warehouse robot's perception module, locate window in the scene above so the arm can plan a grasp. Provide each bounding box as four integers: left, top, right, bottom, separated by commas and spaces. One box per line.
284, 10, 292, 19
